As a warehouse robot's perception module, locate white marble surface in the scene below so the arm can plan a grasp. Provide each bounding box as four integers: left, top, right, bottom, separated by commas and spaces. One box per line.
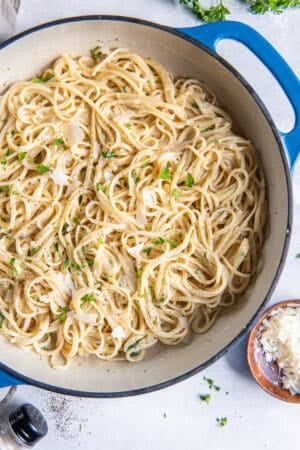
1, 1, 300, 449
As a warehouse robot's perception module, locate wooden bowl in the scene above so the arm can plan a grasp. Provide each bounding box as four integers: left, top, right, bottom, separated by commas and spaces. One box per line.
247, 300, 300, 403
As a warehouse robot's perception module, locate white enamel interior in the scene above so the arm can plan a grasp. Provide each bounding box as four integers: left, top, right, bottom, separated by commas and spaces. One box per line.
0, 18, 290, 395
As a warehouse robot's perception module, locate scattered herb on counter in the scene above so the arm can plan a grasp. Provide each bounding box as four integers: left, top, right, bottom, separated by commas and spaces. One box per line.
199, 394, 211, 403
32, 74, 54, 83
216, 417, 228, 427
296, 253, 300, 258
204, 376, 215, 389
179, 0, 299, 23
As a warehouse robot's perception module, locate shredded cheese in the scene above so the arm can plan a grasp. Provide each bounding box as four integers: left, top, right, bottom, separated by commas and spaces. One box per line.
260, 306, 300, 395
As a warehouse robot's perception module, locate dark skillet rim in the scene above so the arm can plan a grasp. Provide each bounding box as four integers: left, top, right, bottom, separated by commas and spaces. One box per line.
0, 15, 293, 398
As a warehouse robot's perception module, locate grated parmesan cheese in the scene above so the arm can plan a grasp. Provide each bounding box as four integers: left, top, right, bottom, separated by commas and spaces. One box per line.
260, 306, 300, 395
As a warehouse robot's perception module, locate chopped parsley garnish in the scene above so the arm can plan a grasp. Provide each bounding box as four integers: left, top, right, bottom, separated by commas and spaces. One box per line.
214, 385, 221, 392
73, 217, 81, 225
122, 85, 127, 92
56, 306, 70, 323
171, 189, 181, 198
140, 160, 151, 169
9, 257, 17, 277
125, 122, 132, 128
0, 185, 9, 193
137, 268, 144, 278
18, 152, 27, 161
167, 239, 177, 249
64, 258, 72, 270
152, 237, 165, 245
96, 183, 106, 193
199, 252, 209, 265
0, 312, 5, 328
203, 126, 214, 132
37, 164, 50, 174
32, 74, 54, 83
6, 149, 13, 156
132, 173, 140, 184
159, 165, 171, 180
192, 102, 199, 108
142, 247, 152, 255
90, 46, 102, 59
127, 338, 142, 351
159, 297, 166, 303
31, 246, 40, 255
54, 138, 65, 145
199, 394, 211, 403
185, 173, 195, 188
81, 293, 95, 306
102, 150, 115, 158
216, 417, 227, 427
10, 130, 17, 137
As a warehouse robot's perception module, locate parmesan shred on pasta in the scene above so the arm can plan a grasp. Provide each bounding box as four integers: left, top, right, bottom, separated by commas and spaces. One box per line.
0, 47, 267, 369
260, 306, 300, 395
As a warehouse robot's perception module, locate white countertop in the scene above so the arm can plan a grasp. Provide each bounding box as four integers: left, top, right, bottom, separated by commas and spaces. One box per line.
1, 1, 300, 449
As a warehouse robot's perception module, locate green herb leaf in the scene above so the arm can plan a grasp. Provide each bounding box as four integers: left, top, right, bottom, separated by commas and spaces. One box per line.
192, 102, 199, 108
125, 122, 132, 128
140, 160, 151, 169
64, 258, 72, 270
171, 188, 181, 199
32, 74, 54, 83
73, 217, 81, 225
96, 183, 106, 193
216, 417, 228, 427
203, 126, 214, 132
152, 237, 165, 245
199, 394, 211, 403
54, 138, 65, 145
9, 257, 17, 277
37, 164, 50, 174
159, 165, 171, 180
18, 152, 27, 161
203, 376, 214, 389
0, 312, 5, 328
137, 268, 144, 278
90, 46, 102, 59
0, 185, 9, 193
166, 239, 177, 249
81, 293, 95, 306
185, 173, 195, 188
6, 149, 13, 156
56, 306, 70, 323
159, 297, 167, 303
132, 173, 140, 184
127, 338, 142, 351
10, 130, 17, 137
102, 150, 115, 158
31, 246, 40, 255
142, 247, 152, 255
180, 0, 230, 23
296, 253, 300, 259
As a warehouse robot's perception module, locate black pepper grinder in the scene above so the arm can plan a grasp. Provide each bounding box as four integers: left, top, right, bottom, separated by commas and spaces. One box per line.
0, 402, 48, 448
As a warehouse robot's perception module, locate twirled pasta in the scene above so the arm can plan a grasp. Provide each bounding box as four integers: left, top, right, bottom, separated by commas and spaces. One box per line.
0, 48, 267, 368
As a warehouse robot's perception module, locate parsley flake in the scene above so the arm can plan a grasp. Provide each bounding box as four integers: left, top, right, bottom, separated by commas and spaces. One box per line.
18, 152, 27, 161
159, 165, 171, 180
32, 74, 54, 83
199, 394, 211, 403
216, 417, 228, 427
37, 164, 50, 174
185, 173, 195, 188
96, 183, 106, 193
171, 189, 181, 198
54, 138, 65, 146
143, 247, 152, 255
9, 257, 18, 277
102, 150, 115, 158
56, 306, 70, 323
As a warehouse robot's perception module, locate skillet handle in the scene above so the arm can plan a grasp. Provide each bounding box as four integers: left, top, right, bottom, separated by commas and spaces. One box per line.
178, 21, 300, 172
0, 368, 24, 388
